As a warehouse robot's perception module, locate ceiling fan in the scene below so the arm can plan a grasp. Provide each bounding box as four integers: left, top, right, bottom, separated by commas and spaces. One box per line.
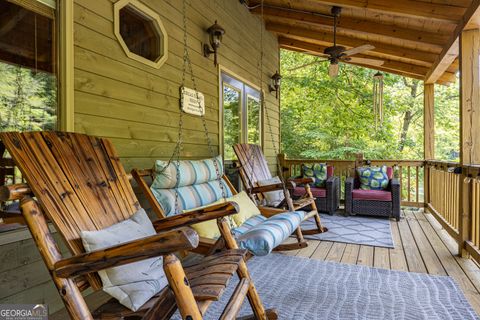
291, 6, 384, 78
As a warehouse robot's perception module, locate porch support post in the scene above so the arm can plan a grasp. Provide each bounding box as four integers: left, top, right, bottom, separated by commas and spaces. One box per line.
58, 0, 75, 131
459, 28, 480, 256
423, 84, 435, 206
424, 84, 435, 160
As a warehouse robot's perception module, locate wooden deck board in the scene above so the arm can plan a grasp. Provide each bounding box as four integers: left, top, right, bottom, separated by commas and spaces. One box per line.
288, 209, 480, 315
340, 244, 360, 265
389, 221, 409, 271
404, 210, 447, 275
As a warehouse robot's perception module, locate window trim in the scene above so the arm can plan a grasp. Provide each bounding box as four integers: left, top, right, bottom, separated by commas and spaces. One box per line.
113, 0, 168, 69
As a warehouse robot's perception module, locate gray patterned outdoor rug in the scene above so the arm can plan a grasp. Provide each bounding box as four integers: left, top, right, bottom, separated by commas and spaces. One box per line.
199, 254, 479, 320
301, 213, 394, 248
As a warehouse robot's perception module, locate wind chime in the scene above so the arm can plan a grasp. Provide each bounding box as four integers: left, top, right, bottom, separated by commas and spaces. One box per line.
373, 72, 384, 129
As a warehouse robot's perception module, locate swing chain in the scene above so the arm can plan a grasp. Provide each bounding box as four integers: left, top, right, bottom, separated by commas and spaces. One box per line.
180, 1, 226, 201
168, 0, 226, 214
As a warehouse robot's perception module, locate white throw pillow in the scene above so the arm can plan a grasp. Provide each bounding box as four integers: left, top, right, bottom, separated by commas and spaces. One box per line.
257, 176, 285, 207
80, 208, 168, 311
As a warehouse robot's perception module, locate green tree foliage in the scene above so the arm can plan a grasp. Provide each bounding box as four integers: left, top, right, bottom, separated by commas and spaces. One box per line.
0, 62, 57, 132
223, 86, 240, 160
280, 50, 459, 161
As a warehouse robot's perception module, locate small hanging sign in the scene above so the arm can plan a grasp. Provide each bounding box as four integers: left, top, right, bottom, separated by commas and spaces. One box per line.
180, 86, 205, 116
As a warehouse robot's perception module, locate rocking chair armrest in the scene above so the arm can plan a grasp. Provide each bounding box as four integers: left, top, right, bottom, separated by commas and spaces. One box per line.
258, 206, 285, 217
288, 177, 314, 185
54, 227, 199, 279
250, 181, 296, 194
152, 201, 239, 232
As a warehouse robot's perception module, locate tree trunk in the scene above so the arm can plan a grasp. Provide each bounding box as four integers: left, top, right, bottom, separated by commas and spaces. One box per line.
398, 79, 419, 152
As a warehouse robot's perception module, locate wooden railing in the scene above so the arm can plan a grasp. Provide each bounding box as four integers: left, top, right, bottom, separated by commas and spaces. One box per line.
425, 161, 462, 239
461, 165, 480, 263
278, 154, 425, 207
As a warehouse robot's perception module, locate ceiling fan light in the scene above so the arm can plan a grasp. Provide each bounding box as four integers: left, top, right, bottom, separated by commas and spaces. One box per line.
329, 63, 339, 78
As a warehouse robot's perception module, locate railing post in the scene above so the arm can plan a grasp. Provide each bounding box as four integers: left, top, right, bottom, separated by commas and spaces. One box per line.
424, 163, 430, 207
459, 169, 472, 257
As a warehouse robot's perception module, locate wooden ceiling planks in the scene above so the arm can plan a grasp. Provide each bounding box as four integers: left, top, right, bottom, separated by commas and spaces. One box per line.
247, 0, 475, 85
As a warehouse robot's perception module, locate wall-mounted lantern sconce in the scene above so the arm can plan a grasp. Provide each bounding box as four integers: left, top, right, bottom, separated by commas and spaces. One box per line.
203, 20, 225, 66
269, 71, 282, 99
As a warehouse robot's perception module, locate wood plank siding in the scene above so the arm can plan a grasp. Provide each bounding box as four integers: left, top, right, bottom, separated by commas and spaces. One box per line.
73, 0, 280, 173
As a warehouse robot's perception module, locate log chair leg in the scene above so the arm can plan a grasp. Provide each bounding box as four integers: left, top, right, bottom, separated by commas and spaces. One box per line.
217, 218, 274, 320
304, 185, 327, 233
21, 197, 93, 320
163, 254, 203, 320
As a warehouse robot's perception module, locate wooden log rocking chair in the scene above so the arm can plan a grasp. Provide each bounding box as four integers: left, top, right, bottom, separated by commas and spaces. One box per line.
0, 131, 276, 320
233, 143, 328, 247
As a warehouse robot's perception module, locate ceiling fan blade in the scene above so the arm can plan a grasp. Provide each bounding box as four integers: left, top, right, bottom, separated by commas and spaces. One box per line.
342, 44, 375, 57
303, 50, 330, 58
347, 57, 385, 66
286, 59, 328, 72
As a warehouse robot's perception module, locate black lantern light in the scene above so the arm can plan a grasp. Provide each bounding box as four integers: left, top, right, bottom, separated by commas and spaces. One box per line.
203, 20, 225, 66
269, 71, 282, 99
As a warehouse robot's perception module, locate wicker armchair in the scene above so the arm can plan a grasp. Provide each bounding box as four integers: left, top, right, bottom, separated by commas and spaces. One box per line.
345, 166, 401, 221
292, 165, 340, 215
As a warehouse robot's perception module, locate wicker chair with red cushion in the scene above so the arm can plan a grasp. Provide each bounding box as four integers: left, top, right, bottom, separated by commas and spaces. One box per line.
345, 166, 401, 221
292, 165, 340, 215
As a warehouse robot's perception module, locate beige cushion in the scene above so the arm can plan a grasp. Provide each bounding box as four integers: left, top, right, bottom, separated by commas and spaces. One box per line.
230, 191, 261, 226
257, 176, 285, 207
182, 191, 260, 238
80, 208, 168, 311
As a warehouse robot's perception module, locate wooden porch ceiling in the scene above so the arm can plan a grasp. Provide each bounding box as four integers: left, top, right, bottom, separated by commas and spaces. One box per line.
247, 0, 480, 85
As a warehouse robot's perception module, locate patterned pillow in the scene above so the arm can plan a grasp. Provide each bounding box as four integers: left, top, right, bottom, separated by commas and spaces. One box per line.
357, 166, 389, 190
302, 163, 327, 188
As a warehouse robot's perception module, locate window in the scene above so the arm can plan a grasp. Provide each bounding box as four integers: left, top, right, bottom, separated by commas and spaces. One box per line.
221, 72, 262, 187
0, 0, 57, 231
0, 0, 57, 131
114, 0, 168, 68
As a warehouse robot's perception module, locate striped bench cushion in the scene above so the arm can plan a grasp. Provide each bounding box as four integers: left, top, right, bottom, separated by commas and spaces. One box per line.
231, 215, 267, 236
150, 156, 231, 216
151, 179, 232, 216
234, 211, 305, 256
152, 156, 224, 189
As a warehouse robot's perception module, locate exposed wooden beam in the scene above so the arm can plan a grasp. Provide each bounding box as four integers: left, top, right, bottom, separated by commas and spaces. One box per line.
426, 1, 480, 84
250, 0, 466, 23
267, 23, 438, 64
253, 6, 448, 47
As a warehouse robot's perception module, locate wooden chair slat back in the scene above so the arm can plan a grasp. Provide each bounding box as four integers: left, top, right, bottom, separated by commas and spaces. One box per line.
233, 144, 272, 189
0, 132, 140, 254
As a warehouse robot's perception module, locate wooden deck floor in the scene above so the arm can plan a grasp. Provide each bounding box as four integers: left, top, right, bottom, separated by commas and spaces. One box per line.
280, 208, 480, 314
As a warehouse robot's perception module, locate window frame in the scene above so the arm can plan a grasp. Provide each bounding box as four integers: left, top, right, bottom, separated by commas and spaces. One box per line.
113, 0, 168, 69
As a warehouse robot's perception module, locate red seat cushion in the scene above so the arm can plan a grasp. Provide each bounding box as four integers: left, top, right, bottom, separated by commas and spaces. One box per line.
293, 186, 326, 198
352, 189, 392, 201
